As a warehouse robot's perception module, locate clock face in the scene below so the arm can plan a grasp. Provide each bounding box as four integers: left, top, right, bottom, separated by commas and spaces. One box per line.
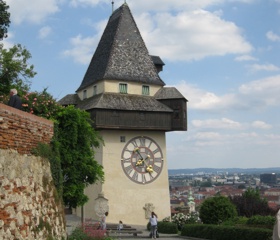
121, 136, 164, 184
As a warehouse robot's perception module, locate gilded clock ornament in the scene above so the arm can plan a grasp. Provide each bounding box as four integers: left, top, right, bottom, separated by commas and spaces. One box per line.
121, 136, 164, 184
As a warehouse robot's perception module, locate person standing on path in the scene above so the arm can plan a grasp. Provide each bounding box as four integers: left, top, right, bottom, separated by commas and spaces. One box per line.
149, 212, 158, 239
100, 211, 108, 230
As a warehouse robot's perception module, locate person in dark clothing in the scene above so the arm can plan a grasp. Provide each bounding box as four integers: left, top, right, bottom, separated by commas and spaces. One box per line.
8, 89, 22, 110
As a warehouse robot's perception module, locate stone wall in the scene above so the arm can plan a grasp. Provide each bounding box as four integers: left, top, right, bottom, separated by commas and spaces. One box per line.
0, 104, 67, 239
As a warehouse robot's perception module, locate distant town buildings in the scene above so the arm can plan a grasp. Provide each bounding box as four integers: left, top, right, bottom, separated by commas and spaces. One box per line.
169, 170, 280, 214
260, 173, 277, 185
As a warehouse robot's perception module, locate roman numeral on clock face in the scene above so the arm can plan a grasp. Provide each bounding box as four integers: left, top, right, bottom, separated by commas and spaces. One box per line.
139, 137, 146, 147
124, 165, 133, 175
153, 165, 161, 173
132, 171, 138, 181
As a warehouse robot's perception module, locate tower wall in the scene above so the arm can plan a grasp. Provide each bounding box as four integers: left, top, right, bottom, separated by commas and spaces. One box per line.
78, 130, 171, 226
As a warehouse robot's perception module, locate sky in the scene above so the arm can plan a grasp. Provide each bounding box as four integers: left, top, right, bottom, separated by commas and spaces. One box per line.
2, 0, 280, 170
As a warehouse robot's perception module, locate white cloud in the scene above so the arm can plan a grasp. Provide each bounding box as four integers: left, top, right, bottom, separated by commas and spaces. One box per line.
252, 121, 272, 129
237, 75, 280, 108
69, 0, 103, 7
266, 31, 280, 42
248, 63, 280, 72
170, 81, 222, 110
193, 132, 222, 140
237, 132, 258, 138
239, 75, 280, 95
265, 134, 280, 140
62, 19, 107, 64
173, 73, 280, 112
127, 0, 251, 13
62, 35, 99, 64
66, 0, 255, 11
38, 26, 52, 39
137, 10, 252, 61
62, 2, 253, 63
192, 118, 242, 129
6, 0, 60, 25
235, 55, 258, 61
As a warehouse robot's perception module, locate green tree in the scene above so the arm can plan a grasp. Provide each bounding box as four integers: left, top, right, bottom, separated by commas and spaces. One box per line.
55, 105, 104, 208
199, 195, 238, 224
21, 89, 105, 209
229, 188, 276, 217
0, 0, 10, 40
0, 44, 36, 96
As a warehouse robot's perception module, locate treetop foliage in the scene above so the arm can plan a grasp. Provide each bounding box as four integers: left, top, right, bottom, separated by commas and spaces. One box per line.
0, 44, 36, 95
0, 0, 10, 40
229, 188, 277, 217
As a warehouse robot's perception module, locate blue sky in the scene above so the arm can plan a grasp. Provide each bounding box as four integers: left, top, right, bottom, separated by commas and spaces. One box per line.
3, 0, 280, 169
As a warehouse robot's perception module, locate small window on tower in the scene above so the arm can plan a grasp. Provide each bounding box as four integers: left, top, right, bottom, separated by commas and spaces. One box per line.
142, 85, 150, 95
120, 136, 126, 142
174, 109, 180, 119
93, 85, 97, 96
119, 83, 127, 94
83, 90, 87, 99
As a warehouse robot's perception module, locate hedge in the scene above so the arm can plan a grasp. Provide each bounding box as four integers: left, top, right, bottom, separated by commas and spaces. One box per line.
181, 224, 272, 240
147, 221, 178, 234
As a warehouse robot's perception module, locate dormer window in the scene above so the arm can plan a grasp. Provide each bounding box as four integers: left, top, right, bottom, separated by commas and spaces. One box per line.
119, 83, 127, 94
142, 85, 150, 95
93, 85, 97, 96
83, 90, 87, 99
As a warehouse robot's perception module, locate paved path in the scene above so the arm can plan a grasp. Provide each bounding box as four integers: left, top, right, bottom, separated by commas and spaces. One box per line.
65, 214, 203, 240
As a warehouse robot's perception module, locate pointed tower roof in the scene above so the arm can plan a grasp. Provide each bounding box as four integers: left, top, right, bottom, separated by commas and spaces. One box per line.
77, 3, 165, 92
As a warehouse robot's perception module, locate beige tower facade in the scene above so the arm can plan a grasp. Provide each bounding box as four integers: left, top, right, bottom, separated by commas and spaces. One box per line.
59, 3, 187, 227
78, 130, 170, 225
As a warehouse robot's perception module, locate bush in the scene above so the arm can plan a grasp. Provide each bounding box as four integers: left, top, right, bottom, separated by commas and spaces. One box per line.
171, 212, 200, 230
68, 226, 113, 240
199, 195, 238, 224
181, 224, 272, 240
147, 221, 178, 234
68, 227, 90, 240
157, 221, 178, 234
222, 216, 248, 226
246, 215, 275, 229
21, 89, 62, 119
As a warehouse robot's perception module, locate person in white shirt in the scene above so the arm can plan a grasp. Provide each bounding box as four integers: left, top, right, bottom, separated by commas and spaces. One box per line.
149, 212, 158, 239
100, 212, 108, 230
117, 220, 123, 231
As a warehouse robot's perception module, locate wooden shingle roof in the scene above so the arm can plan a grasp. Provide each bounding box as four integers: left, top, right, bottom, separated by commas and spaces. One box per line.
59, 93, 173, 112
77, 3, 165, 92
57, 94, 80, 106
155, 87, 187, 100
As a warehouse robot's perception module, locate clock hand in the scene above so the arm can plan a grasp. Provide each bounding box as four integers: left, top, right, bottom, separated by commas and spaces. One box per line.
142, 155, 150, 166
134, 148, 145, 166
134, 148, 143, 160
142, 155, 153, 173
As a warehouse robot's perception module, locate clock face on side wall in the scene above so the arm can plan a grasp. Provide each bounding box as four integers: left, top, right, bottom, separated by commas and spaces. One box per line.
121, 136, 164, 184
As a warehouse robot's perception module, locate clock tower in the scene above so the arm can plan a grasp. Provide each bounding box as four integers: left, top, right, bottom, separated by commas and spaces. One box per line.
59, 3, 187, 225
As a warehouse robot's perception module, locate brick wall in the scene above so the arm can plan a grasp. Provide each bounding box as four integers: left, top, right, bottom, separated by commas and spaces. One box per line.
0, 103, 53, 154
0, 103, 66, 239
